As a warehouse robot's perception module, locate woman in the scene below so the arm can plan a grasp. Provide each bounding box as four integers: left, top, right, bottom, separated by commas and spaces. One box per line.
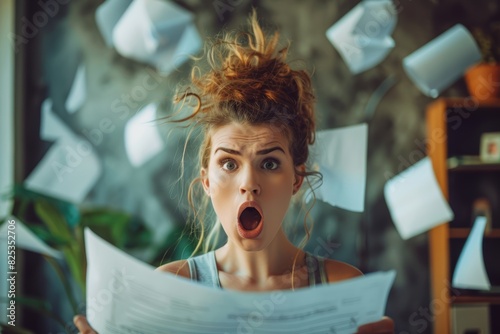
75, 11, 393, 334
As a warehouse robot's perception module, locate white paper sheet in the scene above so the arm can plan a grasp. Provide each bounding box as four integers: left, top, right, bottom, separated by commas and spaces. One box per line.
124, 103, 165, 167
326, 0, 397, 74
40, 99, 74, 142
452, 216, 491, 290
95, 0, 133, 47
85, 228, 396, 334
384, 157, 454, 239
0, 217, 62, 259
24, 136, 101, 203
112, 0, 202, 75
403, 24, 482, 98
31, 97, 102, 203
306, 124, 367, 212
65, 63, 87, 114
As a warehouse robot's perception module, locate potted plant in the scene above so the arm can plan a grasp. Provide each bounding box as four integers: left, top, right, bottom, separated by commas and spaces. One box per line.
1, 185, 196, 333
465, 21, 500, 101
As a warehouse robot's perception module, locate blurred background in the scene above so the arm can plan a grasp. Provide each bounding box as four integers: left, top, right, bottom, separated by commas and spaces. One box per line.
1, 0, 499, 333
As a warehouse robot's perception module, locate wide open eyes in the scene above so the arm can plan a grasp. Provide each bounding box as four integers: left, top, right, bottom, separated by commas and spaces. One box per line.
218, 158, 280, 172
220, 159, 237, 171
262, 158, 280, 170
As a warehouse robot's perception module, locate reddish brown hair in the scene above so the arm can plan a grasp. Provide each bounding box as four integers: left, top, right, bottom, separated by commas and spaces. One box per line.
170, 11, 319, 253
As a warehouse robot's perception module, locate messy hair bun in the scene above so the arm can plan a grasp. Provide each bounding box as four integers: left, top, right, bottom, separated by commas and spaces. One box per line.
171, 10, 319, 254
174, 10, 316, 170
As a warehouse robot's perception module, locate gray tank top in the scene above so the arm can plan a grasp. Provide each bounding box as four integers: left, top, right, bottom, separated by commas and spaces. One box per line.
186, 251, 328, 288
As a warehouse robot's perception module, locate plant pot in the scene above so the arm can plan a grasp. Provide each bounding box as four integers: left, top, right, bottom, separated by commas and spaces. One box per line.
464, 63, 500, 101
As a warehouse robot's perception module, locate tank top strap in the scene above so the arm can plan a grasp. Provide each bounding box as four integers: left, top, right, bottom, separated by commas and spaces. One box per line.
306, 252, 328, 287
186, 251, 222, 288
187, 251, 328, 288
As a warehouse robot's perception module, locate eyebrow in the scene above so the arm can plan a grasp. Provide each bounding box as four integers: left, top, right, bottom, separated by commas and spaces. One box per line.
214, 146, 285, 155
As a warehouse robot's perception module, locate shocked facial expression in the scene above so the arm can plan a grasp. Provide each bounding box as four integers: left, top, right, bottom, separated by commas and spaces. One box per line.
201, 122, 304, 251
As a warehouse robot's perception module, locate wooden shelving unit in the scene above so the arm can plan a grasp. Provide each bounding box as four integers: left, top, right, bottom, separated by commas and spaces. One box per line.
426, 98, 500, 334
447, 157, 500, 172
449, 228, 500, 239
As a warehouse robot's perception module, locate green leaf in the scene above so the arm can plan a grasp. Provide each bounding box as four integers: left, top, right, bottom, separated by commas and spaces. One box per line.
10, 185, 80, 227
34, 200, 73, 243
151, 225, 197, 266
34, 200, 85, 292
80, 208, 131, 248
44, 256, 81, 314
9, 295, 70, 333
24, 224, 69, 247
12, 296, 51, 311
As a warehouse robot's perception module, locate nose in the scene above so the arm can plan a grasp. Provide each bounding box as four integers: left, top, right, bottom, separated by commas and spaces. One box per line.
239, 166, 261, 196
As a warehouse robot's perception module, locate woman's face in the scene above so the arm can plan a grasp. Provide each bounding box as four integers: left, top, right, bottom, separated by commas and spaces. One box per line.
201, 122, 304, 251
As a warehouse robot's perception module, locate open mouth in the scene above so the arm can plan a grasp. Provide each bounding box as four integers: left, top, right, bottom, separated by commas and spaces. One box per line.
237, 203, 264, 239
239, 207, 262, 230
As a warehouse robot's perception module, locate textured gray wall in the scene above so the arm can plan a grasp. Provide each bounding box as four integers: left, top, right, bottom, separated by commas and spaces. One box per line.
23, 0, 499, 332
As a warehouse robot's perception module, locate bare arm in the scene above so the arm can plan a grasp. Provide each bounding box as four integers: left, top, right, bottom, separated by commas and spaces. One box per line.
155, 259, 190, 278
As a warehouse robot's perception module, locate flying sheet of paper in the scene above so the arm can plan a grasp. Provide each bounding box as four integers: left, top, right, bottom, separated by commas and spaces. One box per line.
65, 63, 87, 114
0, 217, 62, 259
124, 103, 165, 167
112, 0, 202, 75
403, 24, 482, 98
24, 136, 101, 204
326, 0, 397, 74
31, 97, 102, 203
306, 124, 367, 212
452, 216, 491, 290
40, 99, 75, 142
85, 228, 396, 334
384, 157, 454, 239
95, 0, 133, 47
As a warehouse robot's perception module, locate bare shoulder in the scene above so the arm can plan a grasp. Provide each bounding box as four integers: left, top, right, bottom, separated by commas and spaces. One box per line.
155, 259, 191, 279
323, 259, 363, 283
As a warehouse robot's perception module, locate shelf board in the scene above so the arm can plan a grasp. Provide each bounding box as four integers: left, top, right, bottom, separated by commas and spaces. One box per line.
447, 156, 500, 171
452, 295, 500, 304
450, 228, 500, 239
